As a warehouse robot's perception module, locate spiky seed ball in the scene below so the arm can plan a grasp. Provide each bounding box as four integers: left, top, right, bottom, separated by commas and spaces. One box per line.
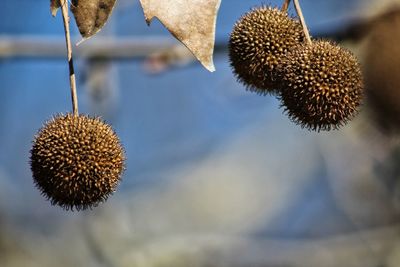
229, 6, 304, 94
280, 40, 363, 131
30, 114, 125, 210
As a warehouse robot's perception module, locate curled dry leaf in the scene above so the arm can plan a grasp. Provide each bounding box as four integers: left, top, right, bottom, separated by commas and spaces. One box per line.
140, 0, 221, 72
50, 0, 61, 17
71, 0, 116, 41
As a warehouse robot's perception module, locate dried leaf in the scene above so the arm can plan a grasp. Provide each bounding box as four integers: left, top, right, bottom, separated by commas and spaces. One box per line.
71, 0, 116, 41
140, 0, 221, 72
50, 0, 61, 17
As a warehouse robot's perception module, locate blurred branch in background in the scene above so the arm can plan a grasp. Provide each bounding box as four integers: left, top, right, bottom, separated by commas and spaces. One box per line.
316, 5, 400, 42
0, 36, 178, 59
143, 45, 196, 74
0, 35, 228, 74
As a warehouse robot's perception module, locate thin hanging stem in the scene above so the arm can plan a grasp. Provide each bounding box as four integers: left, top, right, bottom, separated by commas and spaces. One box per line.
281, 0, 291, 13
60, 0, 79, 116
293, 0, 312, 44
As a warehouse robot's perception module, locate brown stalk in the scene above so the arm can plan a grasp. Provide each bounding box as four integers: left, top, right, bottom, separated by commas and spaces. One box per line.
281, 0, 291, 13
60, 0, 79, 116
293, 0, 312, 44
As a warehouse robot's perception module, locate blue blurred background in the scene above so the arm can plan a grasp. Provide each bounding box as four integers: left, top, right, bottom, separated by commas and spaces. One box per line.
1, 0, 400, 266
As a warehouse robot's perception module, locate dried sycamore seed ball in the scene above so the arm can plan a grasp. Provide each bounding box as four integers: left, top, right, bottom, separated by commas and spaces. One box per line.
229, 6, 304, 94
30, 114, 125, 210
280, 40, 363, 131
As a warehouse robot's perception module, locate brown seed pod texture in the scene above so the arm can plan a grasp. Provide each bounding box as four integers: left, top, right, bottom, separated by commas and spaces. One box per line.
30, 114, 125, 210
229, 6, 304, 94
280, 40, 363, 131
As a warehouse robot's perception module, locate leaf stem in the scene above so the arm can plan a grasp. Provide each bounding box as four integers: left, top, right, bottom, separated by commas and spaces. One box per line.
281, 0, 291, 13
60, 0, 79, 116
293, 0, 312, 44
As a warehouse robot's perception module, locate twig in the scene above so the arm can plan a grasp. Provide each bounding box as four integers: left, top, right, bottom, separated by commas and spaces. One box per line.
281, 0, 291, 13
60, 0, 79, 116
293, 0, 312, 44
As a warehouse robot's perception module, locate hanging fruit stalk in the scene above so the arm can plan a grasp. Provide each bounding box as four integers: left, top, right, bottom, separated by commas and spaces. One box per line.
30, 0, 125, 211
60, 0, 78, 115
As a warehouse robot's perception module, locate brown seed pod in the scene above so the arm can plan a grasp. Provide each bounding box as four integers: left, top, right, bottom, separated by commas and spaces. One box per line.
280, 40, 363, 131
229, 6, 304, 95
30, 113, 125, 210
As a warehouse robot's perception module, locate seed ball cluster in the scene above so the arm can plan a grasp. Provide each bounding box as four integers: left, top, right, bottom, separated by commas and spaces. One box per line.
229, 6, 304, 94
280, 40, 363, 131
30, 114, 125, 210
